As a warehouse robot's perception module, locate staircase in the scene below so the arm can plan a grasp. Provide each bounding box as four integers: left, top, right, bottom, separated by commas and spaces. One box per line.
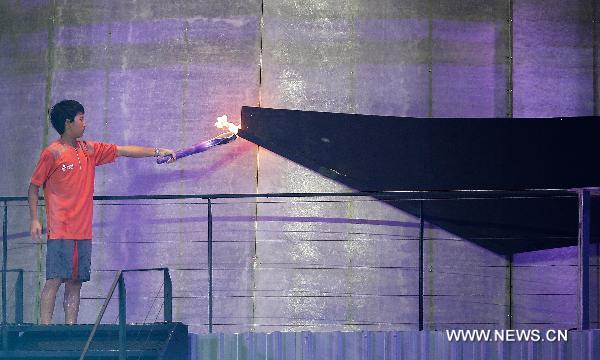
0, 322, 188, 359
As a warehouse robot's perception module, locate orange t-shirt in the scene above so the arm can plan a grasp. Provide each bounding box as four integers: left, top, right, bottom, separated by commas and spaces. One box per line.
31, 140, 118, 240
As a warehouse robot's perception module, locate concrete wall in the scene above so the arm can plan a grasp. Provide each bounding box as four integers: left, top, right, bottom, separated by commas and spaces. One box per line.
0, 0, 597, 333
513, 245, 600, 330
513, 0, 594, 116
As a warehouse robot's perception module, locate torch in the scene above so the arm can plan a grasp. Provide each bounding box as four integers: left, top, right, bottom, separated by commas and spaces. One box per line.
156, 115, 241, 164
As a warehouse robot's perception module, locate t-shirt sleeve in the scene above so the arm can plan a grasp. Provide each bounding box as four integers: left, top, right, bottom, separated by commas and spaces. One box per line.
31, 150, 54, 187
92, 141, 118, 166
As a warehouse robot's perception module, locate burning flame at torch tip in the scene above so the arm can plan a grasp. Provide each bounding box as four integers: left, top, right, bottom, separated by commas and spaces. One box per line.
215, 115, 240, 135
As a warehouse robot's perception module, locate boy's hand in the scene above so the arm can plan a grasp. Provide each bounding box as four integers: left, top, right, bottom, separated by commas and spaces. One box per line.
30, 219, 43, 240
157, 148, 177, 163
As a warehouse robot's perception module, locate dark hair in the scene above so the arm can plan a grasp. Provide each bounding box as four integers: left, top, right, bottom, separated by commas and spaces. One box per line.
49, 100, 84, 134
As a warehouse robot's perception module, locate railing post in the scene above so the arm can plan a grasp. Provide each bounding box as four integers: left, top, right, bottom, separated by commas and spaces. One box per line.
16, 270, 23, 324
118, 274, 127, 360
419, 200, 424, 331
508, 254, 513, 329
2, 200, 8, 326
164, 268, 172, 322
207, 198, 213, 333
577, 189, 590, 330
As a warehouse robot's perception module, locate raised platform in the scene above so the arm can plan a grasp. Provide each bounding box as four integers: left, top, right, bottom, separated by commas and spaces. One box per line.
0, 322, 188, 359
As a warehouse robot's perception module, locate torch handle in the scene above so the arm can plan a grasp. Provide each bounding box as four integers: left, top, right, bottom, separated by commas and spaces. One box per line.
156, 132, 237, 164
156, 155, 173, 164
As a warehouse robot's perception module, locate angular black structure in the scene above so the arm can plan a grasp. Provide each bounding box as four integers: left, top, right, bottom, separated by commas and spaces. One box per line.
239, 106, 599, 254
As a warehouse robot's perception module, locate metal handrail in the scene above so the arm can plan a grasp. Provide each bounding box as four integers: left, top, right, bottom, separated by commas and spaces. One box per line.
79, 268, 173, 360
80, 270, 122, 360
0, 188, 585, 203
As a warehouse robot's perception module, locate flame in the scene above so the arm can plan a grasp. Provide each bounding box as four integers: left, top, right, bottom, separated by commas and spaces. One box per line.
215, 115, 240, 134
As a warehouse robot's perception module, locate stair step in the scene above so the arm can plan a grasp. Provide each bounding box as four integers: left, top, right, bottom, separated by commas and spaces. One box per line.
18, 338, 166, 351
0, 349, 158, 359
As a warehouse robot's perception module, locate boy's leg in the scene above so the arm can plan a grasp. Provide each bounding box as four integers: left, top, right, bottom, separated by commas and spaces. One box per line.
40, 278, 63, 325
43, 239, 70, 324
63, 240, 91, 324
64, 279, 82, 324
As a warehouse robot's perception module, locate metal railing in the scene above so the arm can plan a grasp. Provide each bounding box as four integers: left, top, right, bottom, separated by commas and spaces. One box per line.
79, 267, 172, 360
0, 189, 594, 332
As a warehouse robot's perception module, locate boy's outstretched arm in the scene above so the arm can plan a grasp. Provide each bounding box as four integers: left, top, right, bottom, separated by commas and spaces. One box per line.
117, 146, 177, 163
28, 183, 43, 240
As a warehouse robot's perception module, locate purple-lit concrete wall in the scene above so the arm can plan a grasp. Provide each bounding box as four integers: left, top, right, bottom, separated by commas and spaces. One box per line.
595, 245, 600, 329
0, 0, 598, 334
513, 248, 579, 330
513, 246, 600, 330
513, 0, 594, 116
597, 1, 599, 115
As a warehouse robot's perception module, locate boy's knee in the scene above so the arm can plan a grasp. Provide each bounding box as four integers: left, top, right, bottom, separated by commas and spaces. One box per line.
45, 278, 63, 288
65, 279, 82, 289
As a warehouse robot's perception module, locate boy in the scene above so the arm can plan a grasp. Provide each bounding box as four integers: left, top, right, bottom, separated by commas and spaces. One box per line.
28, 100, 176, 324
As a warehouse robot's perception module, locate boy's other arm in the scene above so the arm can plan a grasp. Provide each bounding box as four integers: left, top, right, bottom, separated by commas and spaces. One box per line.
116, 145, 176, 163
28, 183, 42, 240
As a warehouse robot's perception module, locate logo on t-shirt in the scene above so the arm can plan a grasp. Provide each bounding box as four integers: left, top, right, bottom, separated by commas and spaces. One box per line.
61, 163, 74, 172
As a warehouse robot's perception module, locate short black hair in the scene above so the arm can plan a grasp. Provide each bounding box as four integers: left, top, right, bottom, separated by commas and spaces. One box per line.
50, 100, 84, 135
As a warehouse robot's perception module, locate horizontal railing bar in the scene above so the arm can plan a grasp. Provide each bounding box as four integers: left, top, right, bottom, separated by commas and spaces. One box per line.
121, 268, 169, 273
0, 189, 584, 203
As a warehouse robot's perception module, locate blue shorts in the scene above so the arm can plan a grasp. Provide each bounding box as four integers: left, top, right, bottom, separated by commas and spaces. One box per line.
46, 239, 92, 282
